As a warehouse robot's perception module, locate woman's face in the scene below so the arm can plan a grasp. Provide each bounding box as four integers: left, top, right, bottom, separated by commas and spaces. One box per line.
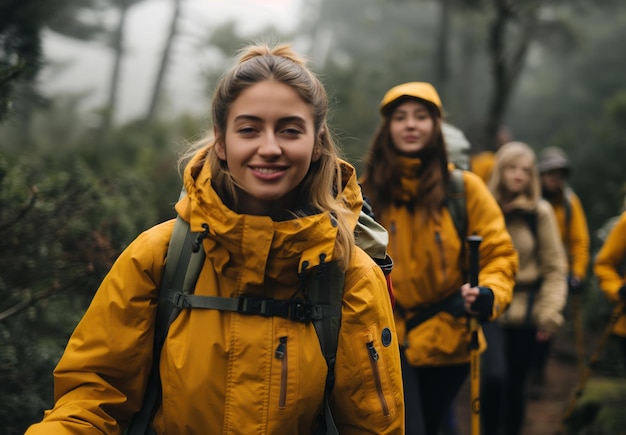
502, 155, 533, 195
389, 99, 434, 154
215, 80, 318, 215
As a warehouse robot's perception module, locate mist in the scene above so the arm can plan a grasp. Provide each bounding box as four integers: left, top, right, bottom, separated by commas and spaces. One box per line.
41, 0, 301, 123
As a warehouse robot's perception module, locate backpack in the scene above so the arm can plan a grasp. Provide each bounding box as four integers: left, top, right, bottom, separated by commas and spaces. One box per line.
126, 197, 393, 435
442, 122, 471, 171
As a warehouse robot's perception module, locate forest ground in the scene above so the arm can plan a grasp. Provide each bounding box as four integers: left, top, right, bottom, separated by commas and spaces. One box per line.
450, 320, 626, 435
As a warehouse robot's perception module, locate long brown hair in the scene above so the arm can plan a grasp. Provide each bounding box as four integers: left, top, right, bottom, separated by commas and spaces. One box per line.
179, 43, 355, 267
361, 97, 450, 219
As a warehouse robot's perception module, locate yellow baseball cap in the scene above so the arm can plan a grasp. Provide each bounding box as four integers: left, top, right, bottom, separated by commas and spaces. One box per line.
379, 82, 443, 116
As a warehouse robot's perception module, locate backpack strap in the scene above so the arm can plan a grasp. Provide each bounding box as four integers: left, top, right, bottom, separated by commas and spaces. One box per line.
446, 168, 467, 270
446, 168, 467, 241
563, 186, 573, 229
563, 186, 574, 261
166, 293, 328, 323
126, 216, 205, 435
307, 259, 344, 435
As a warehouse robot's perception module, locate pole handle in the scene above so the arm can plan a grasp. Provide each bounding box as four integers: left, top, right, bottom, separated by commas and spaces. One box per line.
467, 235, 482, 287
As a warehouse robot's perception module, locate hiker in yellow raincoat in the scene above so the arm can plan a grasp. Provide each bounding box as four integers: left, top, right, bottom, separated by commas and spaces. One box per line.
529, 146, 590, 396
594, 210, 626, 365
360, 81, 518, 434
26, 44, 404, 435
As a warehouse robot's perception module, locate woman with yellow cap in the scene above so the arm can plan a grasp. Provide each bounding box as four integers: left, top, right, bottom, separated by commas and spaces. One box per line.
360, 82, 518, 434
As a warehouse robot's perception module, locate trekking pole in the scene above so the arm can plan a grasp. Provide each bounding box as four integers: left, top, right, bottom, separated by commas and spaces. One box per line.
570, 292, 586, 375
467, 235, 483, 435
556, 301, 625, 435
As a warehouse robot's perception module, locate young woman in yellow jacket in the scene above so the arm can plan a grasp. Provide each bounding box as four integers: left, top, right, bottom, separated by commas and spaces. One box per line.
360, 81, 518, 435
594, 210, 626, 363
26, 44, 404, 435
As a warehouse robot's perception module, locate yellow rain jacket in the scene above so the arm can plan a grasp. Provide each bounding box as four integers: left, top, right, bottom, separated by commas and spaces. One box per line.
470, 150, 496, 185
26, 151, 404, 434
545, 189, 590, 280
375, 165, 517, 367
594, 211, 626, 337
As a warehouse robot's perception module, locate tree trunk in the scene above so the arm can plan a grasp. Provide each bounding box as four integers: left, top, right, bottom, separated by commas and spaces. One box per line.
145, 0, 182, 123
101, 0, 130, 137
435, 0, 451, 91
485, 0, 539, 150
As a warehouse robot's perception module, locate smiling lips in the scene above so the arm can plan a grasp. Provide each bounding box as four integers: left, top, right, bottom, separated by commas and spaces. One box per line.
250, 165, 287, 180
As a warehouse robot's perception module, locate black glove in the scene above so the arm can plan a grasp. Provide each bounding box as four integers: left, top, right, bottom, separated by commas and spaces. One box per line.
619, 284, 626, 302
469, 286, 494, 320
568, 274, 584, 295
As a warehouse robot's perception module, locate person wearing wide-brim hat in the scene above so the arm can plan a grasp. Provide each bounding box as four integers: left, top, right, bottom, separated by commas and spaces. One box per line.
360, 81, 518, 434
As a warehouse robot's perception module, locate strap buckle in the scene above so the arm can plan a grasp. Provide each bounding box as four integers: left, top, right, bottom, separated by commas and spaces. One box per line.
290, 300, 312, 322
169, 291, 189, 308
237, 296, 271, 316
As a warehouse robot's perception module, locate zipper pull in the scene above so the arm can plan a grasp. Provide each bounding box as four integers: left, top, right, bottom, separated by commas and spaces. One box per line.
275, 337, 287, 359
367, 342, 379, 361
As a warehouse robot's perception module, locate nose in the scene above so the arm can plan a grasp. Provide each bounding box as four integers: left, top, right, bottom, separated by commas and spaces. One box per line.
258, 131, 282, 157
405, 115, 417, 128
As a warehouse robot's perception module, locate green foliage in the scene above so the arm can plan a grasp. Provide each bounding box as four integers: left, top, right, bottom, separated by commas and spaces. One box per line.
0, 97, 202, 432
568, 376, 626, 433
0, 151, 138, 432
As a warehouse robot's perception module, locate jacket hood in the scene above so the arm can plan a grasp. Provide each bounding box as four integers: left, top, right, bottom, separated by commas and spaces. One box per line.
175, 148, 361, 287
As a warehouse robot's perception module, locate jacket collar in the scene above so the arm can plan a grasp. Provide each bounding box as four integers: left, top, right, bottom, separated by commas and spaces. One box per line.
175, 149, 360, 286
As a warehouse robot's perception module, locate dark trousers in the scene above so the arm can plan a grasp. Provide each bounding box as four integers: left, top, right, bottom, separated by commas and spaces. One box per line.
529, 335, 552, 380
619, 335, 626, 367
481, 323, 538, 435
402, 349, 469, 435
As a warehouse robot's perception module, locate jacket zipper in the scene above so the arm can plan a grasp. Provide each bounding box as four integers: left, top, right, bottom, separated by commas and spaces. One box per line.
435, 231, 448, 281
275, 336, 288, 408
389, 221, 396, 258
366, 341, 390, 417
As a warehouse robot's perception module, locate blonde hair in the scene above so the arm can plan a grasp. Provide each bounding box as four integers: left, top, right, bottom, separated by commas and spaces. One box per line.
179, 43, 355, 268
488, 141, 541, 204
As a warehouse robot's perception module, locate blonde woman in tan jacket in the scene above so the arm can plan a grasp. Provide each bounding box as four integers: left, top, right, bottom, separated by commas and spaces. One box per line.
481, 141, 568, 435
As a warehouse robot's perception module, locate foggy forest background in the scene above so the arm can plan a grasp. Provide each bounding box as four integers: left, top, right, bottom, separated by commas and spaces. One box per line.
2, 0, 626, 433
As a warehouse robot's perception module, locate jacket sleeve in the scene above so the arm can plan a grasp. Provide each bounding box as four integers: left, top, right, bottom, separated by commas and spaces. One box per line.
25, 223, 172, 435
534, 200, 568, 333
594, 211, 626, 302
568, 192, 591, 280
331, 251, 404, 435
464, 171, 518, 320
